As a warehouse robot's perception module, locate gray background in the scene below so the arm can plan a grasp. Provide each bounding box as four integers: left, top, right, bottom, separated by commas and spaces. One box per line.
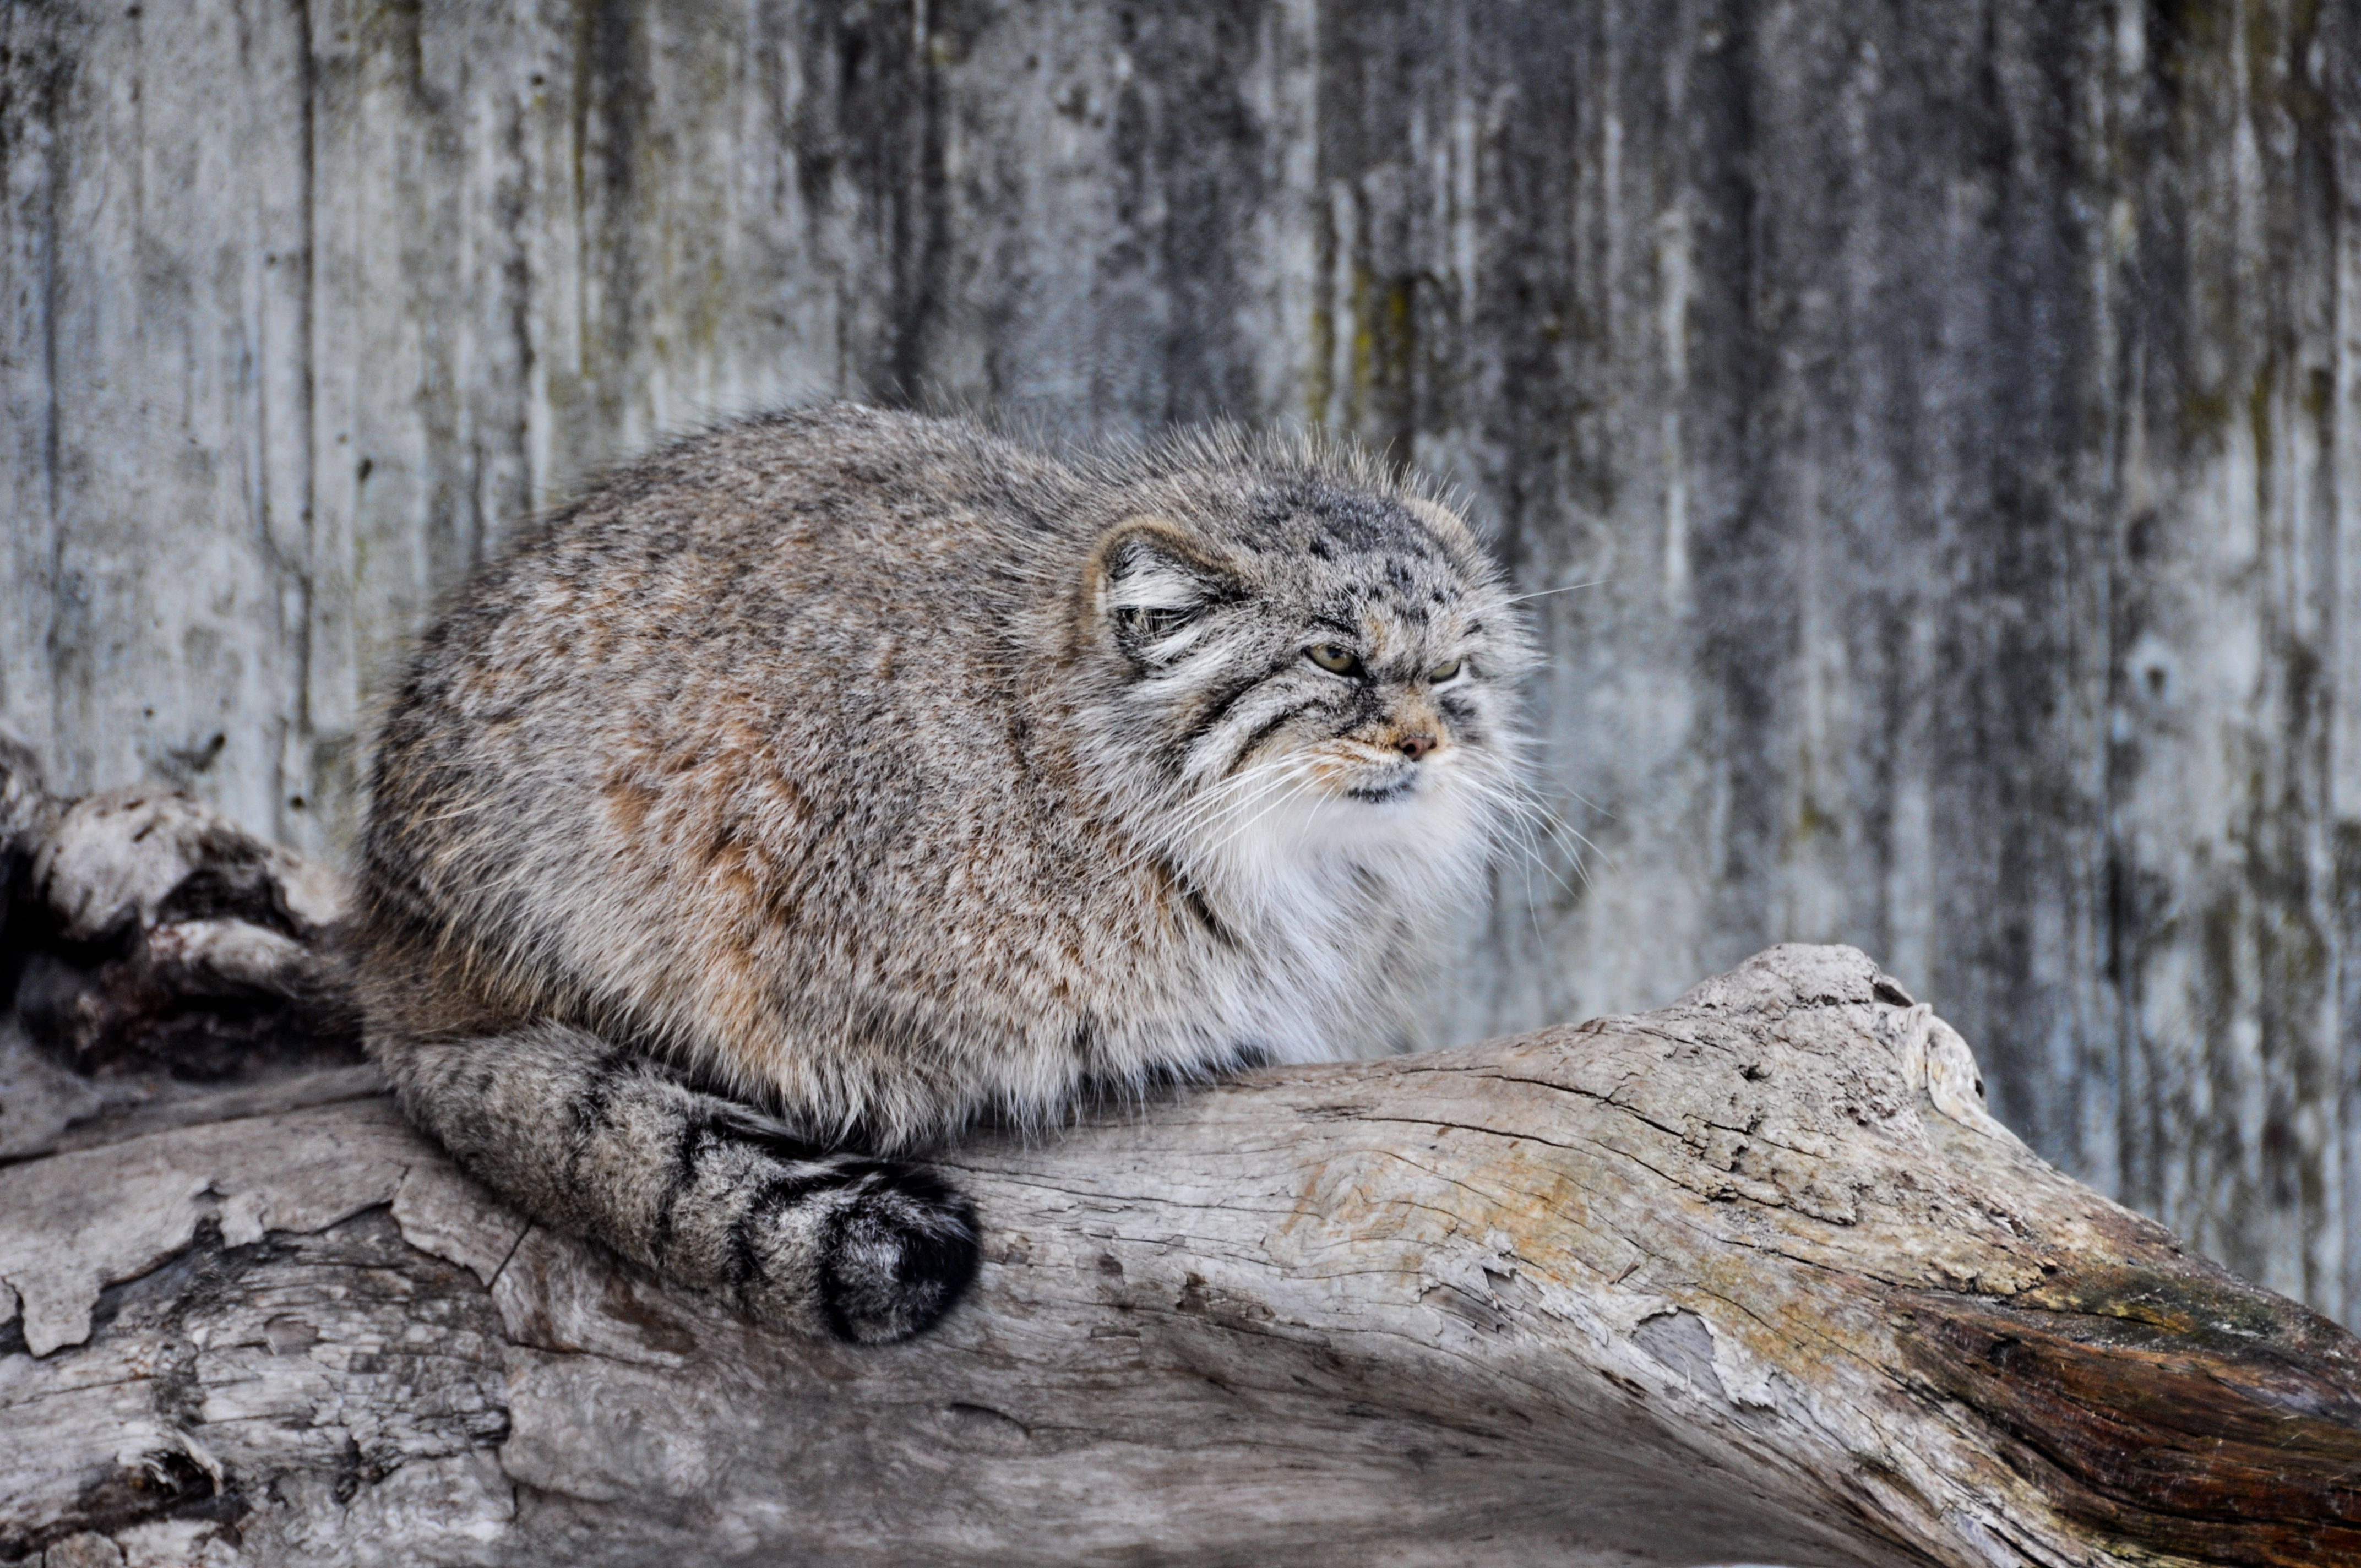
3, 0, 2357, 1325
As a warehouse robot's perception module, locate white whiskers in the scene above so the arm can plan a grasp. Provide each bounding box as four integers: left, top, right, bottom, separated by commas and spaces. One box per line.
1500, 578, 1609, 605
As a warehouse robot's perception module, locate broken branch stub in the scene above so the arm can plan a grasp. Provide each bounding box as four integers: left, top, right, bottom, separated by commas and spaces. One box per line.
2, 939, 2357, 1564
0, 776, 363, 1161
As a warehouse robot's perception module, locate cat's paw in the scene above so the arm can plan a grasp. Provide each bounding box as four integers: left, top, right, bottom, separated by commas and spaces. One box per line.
815, 1163, 981, 1343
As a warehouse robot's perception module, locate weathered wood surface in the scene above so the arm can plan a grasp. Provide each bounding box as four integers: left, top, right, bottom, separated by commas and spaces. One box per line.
18, 766, 2361, 1568
5, 943, 2359, 1568
1, 784, 2353, 1564
1, 2, 2355, 1327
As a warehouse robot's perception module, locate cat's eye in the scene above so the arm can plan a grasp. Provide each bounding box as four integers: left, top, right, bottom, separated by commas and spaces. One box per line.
1428, 657, 1464, 683
1306, 643, 1362, 676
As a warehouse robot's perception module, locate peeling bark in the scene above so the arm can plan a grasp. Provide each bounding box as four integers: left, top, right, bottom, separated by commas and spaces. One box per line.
0, 770, 362, 1161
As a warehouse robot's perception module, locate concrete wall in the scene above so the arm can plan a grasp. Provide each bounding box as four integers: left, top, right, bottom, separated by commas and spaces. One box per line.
4, 0, 2357, 1321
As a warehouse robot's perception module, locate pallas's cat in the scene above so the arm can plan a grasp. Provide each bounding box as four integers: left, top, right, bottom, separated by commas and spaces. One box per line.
357, 406, 1530, 1342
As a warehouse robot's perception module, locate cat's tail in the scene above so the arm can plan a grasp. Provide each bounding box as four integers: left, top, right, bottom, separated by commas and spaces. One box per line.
374, 1019, 979, 1342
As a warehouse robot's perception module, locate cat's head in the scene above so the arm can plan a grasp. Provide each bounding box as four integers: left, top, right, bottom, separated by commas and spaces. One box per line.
1071, 443, 1533, 902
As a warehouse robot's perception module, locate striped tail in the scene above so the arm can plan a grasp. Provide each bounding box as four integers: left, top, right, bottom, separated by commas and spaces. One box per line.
376, 1021, 978, 1342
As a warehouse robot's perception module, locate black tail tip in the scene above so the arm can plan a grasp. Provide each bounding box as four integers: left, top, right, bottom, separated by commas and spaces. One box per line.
820, 1168, 982, 1344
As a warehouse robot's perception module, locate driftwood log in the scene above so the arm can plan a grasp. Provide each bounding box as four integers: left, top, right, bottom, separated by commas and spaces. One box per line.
3, 772, 2358, 1567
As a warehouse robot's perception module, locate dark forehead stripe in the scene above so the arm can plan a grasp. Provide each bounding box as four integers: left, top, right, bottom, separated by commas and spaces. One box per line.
1350, 558, 1432, 625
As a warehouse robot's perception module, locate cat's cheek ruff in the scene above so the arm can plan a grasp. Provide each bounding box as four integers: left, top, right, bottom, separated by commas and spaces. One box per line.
1195, 696, 1328, 785
1122, 613, 1216, 668
1167, 660, 1368, 788
1122, 629, 1298, 750
1187, 750, 1493, 910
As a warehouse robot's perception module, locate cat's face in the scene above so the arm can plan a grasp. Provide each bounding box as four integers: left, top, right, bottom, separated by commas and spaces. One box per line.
1085, 476, 1530, 891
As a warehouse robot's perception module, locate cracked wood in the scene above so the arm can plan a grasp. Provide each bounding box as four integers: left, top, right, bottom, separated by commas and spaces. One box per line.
4, 944, 2357, 1567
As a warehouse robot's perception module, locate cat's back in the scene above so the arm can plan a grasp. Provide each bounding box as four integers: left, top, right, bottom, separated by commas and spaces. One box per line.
429, 406, 1087, 681
366, 409, 1118, 1051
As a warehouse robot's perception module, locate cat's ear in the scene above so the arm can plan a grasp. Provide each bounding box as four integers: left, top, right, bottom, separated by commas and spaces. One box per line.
1087, 518, 1242, 668
1404, 496, 1478, 551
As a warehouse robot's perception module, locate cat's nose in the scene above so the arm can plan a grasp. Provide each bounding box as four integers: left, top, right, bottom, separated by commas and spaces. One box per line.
1395, 732, 1438, 762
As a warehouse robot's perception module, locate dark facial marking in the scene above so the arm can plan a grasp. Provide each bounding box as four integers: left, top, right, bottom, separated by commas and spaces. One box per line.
1234, 696, 1325, 767
1331, 683, 1386, 738
1196, 651, 1312, 736
1180, 883, 1238, 949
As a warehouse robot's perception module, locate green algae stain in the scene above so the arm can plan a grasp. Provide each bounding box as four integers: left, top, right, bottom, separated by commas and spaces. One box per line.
2248, 357, 2276, 505
2179, 384, 2234, 447
1307, 298, 1334, 428
2301, 366, 2333, 424
1347, 262, 1379, 433
1335, 262, 1422, 454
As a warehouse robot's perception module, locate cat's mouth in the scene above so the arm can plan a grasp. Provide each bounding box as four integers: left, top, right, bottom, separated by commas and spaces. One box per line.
1345, 772, 1419, 804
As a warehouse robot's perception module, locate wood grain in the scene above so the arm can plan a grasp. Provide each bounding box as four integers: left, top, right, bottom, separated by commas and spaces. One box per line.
4, 944, 2357, 1566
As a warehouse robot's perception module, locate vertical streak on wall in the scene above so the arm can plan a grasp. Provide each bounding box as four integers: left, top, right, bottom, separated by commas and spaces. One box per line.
2331, 0, 2361, 1333
0, 4, 71, 779
2097, 0, 2352, 1309
6, 2, 316, 841
257, 0, 317, 856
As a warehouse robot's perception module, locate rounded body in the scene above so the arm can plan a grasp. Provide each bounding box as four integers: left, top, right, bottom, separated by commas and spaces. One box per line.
359, 406, 1527, 1338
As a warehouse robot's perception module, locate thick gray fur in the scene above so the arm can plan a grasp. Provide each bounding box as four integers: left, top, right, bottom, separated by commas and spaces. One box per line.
358, 405, 1531, 1342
